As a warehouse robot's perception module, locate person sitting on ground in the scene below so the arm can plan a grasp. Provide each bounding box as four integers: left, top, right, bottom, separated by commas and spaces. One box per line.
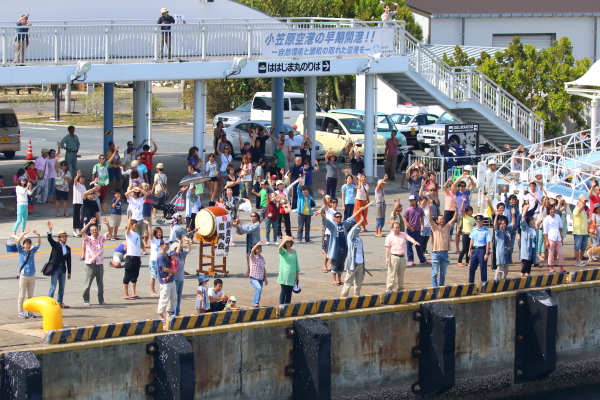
110, 241, 127, 268
224, 296, 240, 311
208, 278, 228, 312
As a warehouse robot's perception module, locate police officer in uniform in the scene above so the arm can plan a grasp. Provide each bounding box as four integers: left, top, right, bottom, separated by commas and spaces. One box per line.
468, 214, 491, 283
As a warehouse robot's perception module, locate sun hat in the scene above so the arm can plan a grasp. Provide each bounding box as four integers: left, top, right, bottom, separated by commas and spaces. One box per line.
230, 296, 237, 302
161, 8, 168, 13
156, 163, 164, 169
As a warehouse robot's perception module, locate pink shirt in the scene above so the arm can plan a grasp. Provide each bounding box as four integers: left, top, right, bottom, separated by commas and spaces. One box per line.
445, 189, 456, 211
385, 231, 409, 255
83, 234, 108, 264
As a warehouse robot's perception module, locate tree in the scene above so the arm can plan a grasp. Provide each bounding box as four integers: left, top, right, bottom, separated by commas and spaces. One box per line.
442, 37, 592, 137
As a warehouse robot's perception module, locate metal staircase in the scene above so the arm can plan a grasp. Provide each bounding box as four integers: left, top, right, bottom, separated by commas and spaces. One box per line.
378, 32, 544, 150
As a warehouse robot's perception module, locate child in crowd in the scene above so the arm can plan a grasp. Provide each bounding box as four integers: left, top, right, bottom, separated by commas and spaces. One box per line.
110, 189, 122, 240
296, 177, 314, 243
264, 193, 279, 245
249, 240, 268, 307
196, 276, 210, 314
142, 183, 153, 247
341, 174, 356, 220
374, 175, 388, 237
16, 228, 41, 319
224, 296, 239, 311
167, 251, 179, 282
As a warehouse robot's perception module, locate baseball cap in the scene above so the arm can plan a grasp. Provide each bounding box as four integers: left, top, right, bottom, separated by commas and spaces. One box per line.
408, 195, 417, 201
229, 296, 237, 302
160, 239, 171, 246
161, 7, 168, 13
126, 146, 135, 154
464, 165, 473, 171
260, 181, 267, 185
168, 250, 178, 256
271, 175, 277, 180
198, 276, 210, 284
276, 180, 284, 186
487, 159, 497, 165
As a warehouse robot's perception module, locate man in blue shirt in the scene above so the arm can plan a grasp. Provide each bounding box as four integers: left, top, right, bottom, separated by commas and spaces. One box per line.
468, 215, 491, 284
158, 8, 176, 59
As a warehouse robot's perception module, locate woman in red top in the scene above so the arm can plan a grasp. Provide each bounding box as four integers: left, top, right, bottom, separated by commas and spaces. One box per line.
589, 182, 600, 217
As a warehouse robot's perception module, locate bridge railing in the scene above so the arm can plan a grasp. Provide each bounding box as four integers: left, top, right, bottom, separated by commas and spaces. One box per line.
0, 19, 405, 66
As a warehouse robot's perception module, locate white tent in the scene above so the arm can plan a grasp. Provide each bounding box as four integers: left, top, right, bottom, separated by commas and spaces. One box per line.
565, 59, 600, 147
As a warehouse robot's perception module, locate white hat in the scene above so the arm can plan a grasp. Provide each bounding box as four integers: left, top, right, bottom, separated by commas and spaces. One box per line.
464, 165, 473, 171
487, 159, 497, 165
161, 8, 168, 13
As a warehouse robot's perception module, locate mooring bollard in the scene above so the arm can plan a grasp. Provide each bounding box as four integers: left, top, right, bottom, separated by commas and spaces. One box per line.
146, 334, 195, 400
23, 296, 63, 332
1, 351, 43, 399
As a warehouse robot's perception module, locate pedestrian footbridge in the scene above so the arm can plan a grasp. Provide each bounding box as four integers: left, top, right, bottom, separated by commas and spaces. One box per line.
0, 18, 542, 173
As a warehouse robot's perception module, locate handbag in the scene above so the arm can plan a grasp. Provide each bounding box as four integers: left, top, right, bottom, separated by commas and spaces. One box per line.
36, 160, 47, 180
173, 192, 186, 211
41, 253, 55, 276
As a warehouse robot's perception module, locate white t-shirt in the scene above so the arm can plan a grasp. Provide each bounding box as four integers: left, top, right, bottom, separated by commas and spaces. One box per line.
125, 231, 141, 257
325, 207, 336, 235
287, 136, 304, 155
220, 154, 232, 172
524, 188, 543, 211
208, 287, 225, 302
149, 237, 162, 262
73, 182, 85, 205
128, 196, 144, 220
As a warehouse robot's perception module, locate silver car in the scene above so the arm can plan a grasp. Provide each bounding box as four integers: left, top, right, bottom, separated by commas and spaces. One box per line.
223, 120, 326, 160
213, 101, 252, 127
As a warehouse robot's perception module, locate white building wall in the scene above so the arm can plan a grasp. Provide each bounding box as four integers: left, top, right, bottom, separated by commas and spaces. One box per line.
431, 16, 599, 61
355, 75, 400, 114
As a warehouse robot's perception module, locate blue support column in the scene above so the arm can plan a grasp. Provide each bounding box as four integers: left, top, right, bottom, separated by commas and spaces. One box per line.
103, 82, 114, 155
272, 77, 285, 133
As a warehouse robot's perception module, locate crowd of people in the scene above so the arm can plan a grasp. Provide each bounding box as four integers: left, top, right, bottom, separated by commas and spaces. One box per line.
11, 125, 599, 321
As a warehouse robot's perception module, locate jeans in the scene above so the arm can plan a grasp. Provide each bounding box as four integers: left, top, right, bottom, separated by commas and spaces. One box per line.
265, 219, 279, 242
250, 278, 264, 306
343, 204, 354, 220
431, 250, 449, 287
173, 280, 184, 316
47, 178, 55, 199
13, 204, 28, 233
37, 178, 48, 204
325, 177, 337, 198
280, 284, 293, 305
406, 230, 427, 263
297, 214, 311, 241
48, 266, 66, 304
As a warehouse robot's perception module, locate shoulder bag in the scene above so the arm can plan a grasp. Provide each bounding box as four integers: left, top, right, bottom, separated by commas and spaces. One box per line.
41, 253, 55, 276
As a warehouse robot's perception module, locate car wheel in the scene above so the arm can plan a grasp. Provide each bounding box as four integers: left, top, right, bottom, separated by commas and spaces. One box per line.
3, 151, 15, 159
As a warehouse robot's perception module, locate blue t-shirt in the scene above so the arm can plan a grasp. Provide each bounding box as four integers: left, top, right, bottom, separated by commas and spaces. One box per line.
115, 243, 125, 253
456, 190, 471, 215
157, 253, 174, 283
17, 244, 39, 276
111, 198, 122, 215
175, 252, 188, 282
137, 165, 148, 179
300, 166, 314, 185
341, 183, 356, 205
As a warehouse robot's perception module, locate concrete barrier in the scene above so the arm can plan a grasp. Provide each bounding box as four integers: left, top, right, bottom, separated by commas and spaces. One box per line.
43, 319, 164, 344
383, 283, 477, 305
481, 273, 567, 294
570, 268, 600, 282
169, 307, 277, 330
277, 294, 381, 318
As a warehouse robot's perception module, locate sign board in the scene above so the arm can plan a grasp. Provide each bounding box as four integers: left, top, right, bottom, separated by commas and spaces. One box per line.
260, 28, 395, 59
174, 14, 185, 24
258, 60, 330, 74
445, 124, 479, 134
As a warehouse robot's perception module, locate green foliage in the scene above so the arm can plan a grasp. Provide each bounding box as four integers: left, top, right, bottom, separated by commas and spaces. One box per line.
79, 88, 128, 117
26, 91, 51, 115
442, 37, 592, 137
151, 95, 164, 118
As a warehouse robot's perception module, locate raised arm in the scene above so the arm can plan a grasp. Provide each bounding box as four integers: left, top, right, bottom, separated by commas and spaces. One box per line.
279, 236, 292, 250
16, 228, 30, 245
150, 138, 158, 155
251, 240, 265, 256
83, 185, 101, 197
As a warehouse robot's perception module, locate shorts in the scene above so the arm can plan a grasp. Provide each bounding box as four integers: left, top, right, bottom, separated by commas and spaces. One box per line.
210, 177, 218, 182
108, 167, 122, 182
112, 251, 125, 264
55, 190, 69, 201
375, 218, 385, 228
331, 250, 347, 274
123, 256, 141, 284
456, 215, 464, 235
110, 214, 122, 228
422, 227, 432, 237
149, 260, 158, 280
574, 234, 589, 251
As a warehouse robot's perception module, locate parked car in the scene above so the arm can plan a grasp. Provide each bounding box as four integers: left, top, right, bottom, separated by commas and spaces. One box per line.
328, 109, 408, 149
250, 92, 322, 125
223, 120, 326, 160
389, 112, 438, 147
213, 100, 252, 128
294, 112, 387, 160
416, 112, 464, 150
0, 109, 20, 159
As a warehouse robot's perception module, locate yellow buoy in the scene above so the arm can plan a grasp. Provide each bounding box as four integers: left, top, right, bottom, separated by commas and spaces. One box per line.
23, 296, 63, 331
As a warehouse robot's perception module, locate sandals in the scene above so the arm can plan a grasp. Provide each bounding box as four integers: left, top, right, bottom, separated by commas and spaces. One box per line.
322, 269, 329, 273
56, 213, 61, 217
64, 213, 69, 217
457, 263, 464, 267
59, 303, 70, 309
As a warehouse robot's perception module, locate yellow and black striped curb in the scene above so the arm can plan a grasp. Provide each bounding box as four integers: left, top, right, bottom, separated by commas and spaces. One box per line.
570, 269, 600, 283
383, 283, 478, 305
169, 307, 277, 330
44, 319, 164, 344
277, 294, 380, 318
481, 272, 567, 294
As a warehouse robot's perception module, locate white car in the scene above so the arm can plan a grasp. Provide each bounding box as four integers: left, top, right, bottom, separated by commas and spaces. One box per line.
223, 120, 326, 160
213, 101, 252, 128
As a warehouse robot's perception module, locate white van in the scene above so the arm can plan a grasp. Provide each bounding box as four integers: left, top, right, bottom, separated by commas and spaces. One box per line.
250, 92, 322, 125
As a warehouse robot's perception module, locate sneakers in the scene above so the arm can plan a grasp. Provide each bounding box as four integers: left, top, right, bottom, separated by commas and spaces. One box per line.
305, 240, 314, 244
264, 241, 270, 245
273, 242, 279, 245
28, 312, 36, 318
423, 261, 432, 265
84, 302, 91, 306
576, 261, 587, 267
407, 261, 415, 266
18, 312, 28, 319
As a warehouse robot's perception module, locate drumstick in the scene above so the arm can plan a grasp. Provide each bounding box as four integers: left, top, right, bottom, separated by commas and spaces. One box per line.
364, 268, 373, 277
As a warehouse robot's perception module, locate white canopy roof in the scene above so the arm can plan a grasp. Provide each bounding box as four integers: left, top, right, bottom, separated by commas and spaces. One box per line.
566, 59, 600, 88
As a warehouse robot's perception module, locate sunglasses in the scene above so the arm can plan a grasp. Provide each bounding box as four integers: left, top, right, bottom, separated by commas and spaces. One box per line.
330, 200, 338, 203
251, 214, 259, 218
334, 215, 342, 218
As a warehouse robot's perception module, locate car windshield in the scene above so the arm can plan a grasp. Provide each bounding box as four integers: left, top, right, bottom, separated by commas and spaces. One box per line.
263, 123, 297, 135
235, 101, 252, 112
376, 115, 396, 132
436, 112, 460, 124
390, 114, 414, 125
339, 118, 365, 134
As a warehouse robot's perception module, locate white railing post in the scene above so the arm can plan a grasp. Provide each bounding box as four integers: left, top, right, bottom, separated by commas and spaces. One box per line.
415, 46, 420, 74
478, 74, 484, 104
496, 88, 502, 117
512, 100, 518, 129
529, 112, 535, 142
1, 29, 6, 66
399, 27, 406, 55
201, 25, 206, 60
154, 26, 159, 62
467, 69, 473, 100
54, 27, 59, 64
104, 27, 109, 63
433, 62, 438, 89
247, 25, 252, 58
